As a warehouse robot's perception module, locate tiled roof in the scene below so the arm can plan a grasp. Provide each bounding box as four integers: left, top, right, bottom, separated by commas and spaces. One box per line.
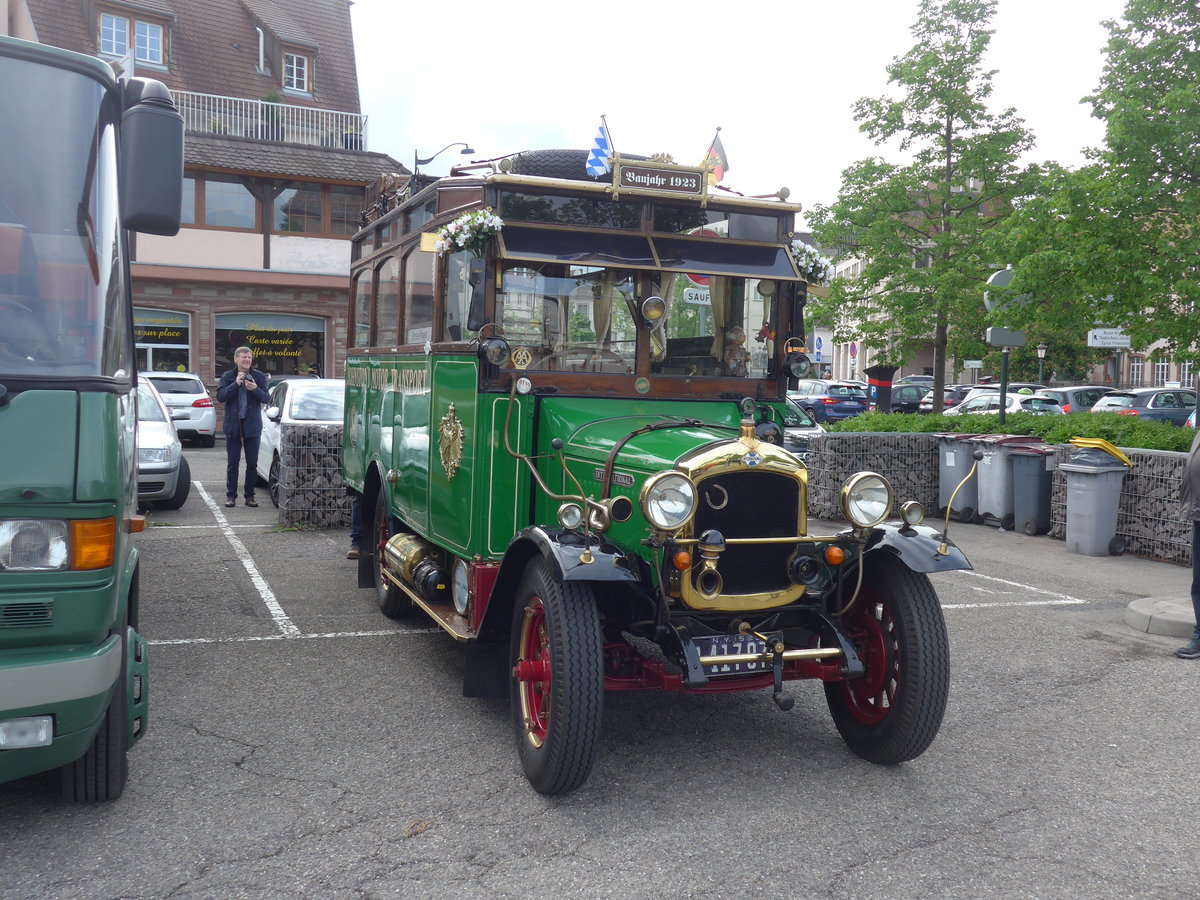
186, 134, 403, 184
25, 0, 360, 113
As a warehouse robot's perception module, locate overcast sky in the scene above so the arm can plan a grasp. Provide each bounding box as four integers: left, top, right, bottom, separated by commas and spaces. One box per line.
349, 0, 1127, 227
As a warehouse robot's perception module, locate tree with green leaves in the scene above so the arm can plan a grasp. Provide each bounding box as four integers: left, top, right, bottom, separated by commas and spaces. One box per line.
807, 0, 1032, 406
995, 0, 1200, 369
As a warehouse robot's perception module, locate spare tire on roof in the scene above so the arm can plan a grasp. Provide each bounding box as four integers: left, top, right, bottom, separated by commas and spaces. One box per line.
507, 149, 648, 181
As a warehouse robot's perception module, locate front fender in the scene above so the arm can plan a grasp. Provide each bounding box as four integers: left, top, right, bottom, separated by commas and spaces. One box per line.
477, 527, 639, 642
861, 523, 972, 574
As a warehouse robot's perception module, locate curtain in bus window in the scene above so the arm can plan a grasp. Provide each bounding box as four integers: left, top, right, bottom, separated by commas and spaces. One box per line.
375, 257, 399, 345
404, 246, 434, 344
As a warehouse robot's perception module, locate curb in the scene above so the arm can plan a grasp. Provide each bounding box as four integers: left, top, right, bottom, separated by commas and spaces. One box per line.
1124, 596, 1196, 639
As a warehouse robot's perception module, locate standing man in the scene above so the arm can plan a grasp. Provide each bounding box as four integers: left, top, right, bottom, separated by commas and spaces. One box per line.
1177, 426, 1200, 659
216, 346, 270, 508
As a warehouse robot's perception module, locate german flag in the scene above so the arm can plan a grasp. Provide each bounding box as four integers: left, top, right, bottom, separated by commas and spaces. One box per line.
702, 130, 728, 185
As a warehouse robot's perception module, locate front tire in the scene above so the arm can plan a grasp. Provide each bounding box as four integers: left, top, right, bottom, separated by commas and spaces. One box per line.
825, 557, 949, 765
61, 633, 128, 801
157, 456, 191, 510
509, 558, 604, 795
268, 457, 282, 509
372, 490, 414, 618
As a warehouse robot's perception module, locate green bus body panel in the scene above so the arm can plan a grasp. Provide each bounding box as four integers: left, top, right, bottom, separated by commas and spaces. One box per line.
428, 360, 478, 554
0, 391, 78, 504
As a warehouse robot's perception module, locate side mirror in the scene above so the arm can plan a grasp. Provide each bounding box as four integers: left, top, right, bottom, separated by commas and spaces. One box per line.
266, 406, 282, 422
120, 78, 183, 235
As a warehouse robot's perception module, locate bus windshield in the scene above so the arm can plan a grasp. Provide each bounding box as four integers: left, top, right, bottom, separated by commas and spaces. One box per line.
0, 54, 124, 380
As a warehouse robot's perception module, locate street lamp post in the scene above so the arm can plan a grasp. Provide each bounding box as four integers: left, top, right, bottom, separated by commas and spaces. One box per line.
1036, 343, 1047, 384
413, 142, 475, 175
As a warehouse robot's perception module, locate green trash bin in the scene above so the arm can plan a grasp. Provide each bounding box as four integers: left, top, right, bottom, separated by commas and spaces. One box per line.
1059, 445, 1132, 556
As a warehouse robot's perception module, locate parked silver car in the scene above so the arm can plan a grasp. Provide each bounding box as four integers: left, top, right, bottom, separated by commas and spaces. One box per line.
256, 378, 346, 507
136, 379, 190, 509
140, 371, 216, 447
944, 391, 1064, 416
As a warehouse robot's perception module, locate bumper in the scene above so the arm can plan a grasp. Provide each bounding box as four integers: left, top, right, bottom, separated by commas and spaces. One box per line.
0, 634, 122, 785
137, 461, 181, 501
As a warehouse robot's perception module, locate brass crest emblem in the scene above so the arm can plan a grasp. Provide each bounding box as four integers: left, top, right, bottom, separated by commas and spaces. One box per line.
438, 403, 465, 481
511, 347, 533, 370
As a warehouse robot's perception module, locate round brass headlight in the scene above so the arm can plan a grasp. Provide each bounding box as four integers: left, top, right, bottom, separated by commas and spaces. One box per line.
640, 472, 697, 531
838, 472, 894, 528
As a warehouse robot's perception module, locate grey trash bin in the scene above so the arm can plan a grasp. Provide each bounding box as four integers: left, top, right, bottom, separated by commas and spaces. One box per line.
1059, 445, 1132, 556
1009, 442, 1056, 536
974, 434, 1042, 529
936, 433, 979, 523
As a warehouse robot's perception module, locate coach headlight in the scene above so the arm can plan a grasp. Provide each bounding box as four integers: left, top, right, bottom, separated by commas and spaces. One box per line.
640, 472, 697, 532
839, 472, 894, 529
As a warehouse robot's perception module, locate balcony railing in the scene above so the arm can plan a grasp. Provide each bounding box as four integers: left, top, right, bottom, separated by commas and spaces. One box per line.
173, 90, 368, 150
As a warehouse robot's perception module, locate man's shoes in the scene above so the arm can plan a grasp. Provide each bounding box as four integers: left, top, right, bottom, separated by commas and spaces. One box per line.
244, 497, 258, 507
346, 545, 361, 560
224, 497, 236, 507
1174, 635, 1200, 659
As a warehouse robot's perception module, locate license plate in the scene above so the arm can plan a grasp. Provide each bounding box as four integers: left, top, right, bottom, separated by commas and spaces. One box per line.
694, 634, 769, 676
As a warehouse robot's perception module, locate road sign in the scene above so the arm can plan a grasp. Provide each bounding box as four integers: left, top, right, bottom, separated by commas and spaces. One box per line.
986, 327, 1027, 348
984, 266, 1031, 313
849, 341, 857, 359
963, 359, 983, 369
1087, 328, 1131, 348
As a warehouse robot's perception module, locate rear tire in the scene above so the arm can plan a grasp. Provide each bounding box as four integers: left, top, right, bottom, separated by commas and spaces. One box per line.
61, 632, 128, 801
825, 557, 949, 765
509, 557, 603, 795
156, 456, 191, 510
268, 457, 282, 509
372, 490, 415, 618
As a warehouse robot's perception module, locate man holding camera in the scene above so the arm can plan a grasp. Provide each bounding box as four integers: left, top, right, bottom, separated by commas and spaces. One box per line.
216, 345, 270, 508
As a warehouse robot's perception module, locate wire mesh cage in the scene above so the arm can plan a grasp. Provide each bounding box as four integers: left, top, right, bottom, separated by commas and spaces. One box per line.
277, 423, 351, 527
805, 432, 939, 521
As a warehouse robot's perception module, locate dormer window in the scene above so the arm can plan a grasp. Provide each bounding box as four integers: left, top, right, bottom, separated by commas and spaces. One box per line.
283, 52, 309, 93
98, 8, 168, 67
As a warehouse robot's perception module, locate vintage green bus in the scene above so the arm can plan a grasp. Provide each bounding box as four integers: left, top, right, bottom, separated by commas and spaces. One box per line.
343, 149, 969, 795
0, 35, 182, 799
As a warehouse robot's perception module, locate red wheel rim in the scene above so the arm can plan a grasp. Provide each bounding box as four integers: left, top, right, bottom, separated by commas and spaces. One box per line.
516, 597, 550, 747
838, 588, 899, 725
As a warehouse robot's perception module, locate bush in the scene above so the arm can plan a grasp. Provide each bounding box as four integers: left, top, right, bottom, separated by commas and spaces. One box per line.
828, 410, 1194, 451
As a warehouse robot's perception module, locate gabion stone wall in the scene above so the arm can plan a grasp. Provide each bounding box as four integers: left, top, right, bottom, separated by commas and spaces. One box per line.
278, 423, 351, 528
1050, 445, 1190, 564
805, 432, 939, 520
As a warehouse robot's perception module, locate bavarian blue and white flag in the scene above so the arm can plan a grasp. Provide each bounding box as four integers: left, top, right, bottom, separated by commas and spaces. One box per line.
585, 120, 612, 177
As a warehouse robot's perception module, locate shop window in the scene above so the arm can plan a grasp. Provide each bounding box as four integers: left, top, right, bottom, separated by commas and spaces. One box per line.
214, 312, 325, 378
134, 308, 191, 373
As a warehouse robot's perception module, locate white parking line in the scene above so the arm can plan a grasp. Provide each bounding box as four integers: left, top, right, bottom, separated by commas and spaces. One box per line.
939, 569, 1089, 608
150, 627, 438, 646
195, 481, 301, 637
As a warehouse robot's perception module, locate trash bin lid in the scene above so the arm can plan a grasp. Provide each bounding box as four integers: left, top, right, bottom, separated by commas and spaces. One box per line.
1067, 445, 1132, 469
1009, 442, 1055, 456
1068, 436, 1133, 467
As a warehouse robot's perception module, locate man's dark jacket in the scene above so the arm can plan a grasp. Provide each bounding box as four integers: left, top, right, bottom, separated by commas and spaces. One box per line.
215, 367, 271, 437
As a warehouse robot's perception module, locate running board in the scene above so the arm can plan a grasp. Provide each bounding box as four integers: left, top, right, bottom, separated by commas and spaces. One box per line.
382, 569, 472, 641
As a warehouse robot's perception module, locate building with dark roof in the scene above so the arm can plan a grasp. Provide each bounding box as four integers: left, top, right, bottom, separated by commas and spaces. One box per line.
9, 0, 404, 389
